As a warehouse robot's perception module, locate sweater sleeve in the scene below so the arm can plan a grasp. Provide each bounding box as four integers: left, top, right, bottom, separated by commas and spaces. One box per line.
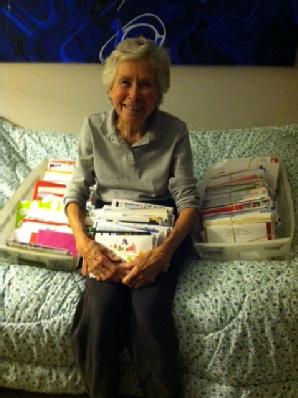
63, 117, 96, 211
168, 128, 200, 213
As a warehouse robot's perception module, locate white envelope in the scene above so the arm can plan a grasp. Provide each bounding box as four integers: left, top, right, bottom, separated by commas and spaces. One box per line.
95, 233, 155, 262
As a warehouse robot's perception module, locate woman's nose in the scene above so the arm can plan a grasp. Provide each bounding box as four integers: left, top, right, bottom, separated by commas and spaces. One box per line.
129, 83, 140, 99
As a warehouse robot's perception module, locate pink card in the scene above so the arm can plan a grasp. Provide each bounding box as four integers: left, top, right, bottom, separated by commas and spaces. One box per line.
35, 230, 77, 256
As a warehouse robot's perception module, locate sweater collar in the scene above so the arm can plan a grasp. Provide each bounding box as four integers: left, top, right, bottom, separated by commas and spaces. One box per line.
107, 108, 161, 145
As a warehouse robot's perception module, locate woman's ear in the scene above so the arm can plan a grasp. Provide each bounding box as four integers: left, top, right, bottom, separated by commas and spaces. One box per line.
107, 89, 112, 101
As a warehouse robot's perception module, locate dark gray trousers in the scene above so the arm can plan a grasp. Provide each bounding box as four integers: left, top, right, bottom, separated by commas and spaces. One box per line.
70, 237, 189, 398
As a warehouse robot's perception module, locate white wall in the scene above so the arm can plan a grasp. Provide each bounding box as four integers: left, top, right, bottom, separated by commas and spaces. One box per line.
1, 62, 298, 134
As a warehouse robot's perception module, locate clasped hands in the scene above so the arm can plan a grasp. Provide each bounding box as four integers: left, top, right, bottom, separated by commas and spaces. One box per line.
80, 239, 170, 289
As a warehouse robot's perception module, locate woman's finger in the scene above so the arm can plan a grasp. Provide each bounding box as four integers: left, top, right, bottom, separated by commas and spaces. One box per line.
122, 265, 141, 284
105, 249, 123, 263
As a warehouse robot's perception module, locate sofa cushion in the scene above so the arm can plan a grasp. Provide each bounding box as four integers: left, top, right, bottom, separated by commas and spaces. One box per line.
0, 118, 78, 209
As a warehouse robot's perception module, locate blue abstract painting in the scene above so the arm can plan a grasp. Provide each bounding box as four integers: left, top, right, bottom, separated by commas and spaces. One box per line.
0, 0, 297, 65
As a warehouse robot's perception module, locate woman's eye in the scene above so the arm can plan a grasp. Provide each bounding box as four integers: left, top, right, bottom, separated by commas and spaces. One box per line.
120, 80, 130, 87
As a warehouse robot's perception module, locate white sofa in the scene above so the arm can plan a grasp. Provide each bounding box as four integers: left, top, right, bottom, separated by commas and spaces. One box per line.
0, 118, 297, 398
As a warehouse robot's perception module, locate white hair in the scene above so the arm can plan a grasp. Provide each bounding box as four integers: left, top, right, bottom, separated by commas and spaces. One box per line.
102, 37, 171, 103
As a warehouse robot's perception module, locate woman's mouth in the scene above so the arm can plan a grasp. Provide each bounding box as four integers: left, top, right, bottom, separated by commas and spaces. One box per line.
122, 103, 143, 112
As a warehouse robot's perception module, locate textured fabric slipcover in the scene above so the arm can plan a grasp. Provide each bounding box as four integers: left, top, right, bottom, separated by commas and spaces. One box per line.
0, 118, 297, 397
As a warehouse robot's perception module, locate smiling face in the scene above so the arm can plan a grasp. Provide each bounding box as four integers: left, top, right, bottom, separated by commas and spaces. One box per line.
108, 58, 160, 132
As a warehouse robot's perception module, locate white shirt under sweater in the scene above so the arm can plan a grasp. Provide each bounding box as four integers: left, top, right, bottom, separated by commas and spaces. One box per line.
64, 108, 200, 213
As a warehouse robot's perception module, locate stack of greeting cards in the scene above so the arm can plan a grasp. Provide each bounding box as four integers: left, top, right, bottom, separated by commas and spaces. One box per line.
89, 199, 174, 262
199, 157, 281, 244
7, 159, 77, 256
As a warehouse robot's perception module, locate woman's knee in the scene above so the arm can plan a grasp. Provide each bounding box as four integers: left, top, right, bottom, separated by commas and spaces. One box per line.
78, 279, 129, 331
131, 286, 174, 334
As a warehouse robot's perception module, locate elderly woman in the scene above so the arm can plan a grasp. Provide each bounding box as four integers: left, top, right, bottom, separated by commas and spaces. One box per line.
64, 37, 200, 398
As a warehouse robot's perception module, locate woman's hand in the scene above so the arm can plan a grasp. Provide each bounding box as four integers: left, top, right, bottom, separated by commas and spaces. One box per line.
122, 246, 171, 289
121, 208, 197, 288
66, 202, 131, 283
78, 238, 124, 282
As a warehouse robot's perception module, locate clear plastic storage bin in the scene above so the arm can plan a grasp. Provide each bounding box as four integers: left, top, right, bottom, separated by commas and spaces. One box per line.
0, 160, 77, 270
193, 162, 295, 261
